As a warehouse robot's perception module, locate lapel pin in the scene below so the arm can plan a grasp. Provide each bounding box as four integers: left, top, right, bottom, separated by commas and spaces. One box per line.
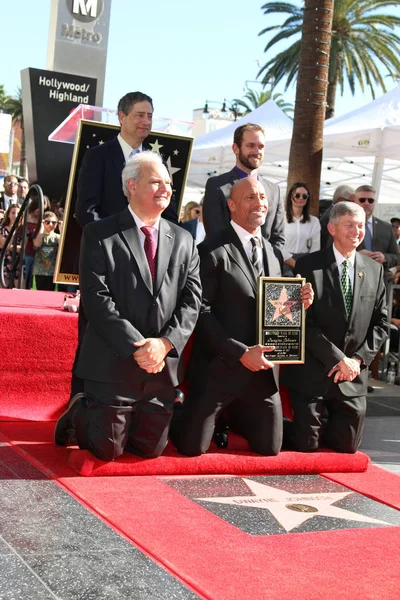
358, 272, 364, 279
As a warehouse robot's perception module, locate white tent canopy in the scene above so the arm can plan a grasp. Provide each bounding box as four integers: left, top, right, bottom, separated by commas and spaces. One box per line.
186, 87, 400, 215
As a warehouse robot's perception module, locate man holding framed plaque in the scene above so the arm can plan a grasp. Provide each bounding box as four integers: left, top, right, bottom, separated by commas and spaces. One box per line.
170, 177, 313, 457
281, 201, 388, 454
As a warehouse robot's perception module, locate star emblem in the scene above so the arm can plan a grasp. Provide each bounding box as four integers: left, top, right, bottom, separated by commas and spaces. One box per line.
268, 286, 297, 322
149, 139, 164, 153
173, 149, 179, 155
166, 156, 181, 183
98, 140, 104, 145
196, 478, 390, 533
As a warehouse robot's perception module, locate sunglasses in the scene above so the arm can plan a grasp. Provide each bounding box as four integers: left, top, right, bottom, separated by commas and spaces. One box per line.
294, 193, 309, 200
358, 197, 375, 204
392, 224, 400, 229
44, 220, 58, 225
193, 209, 201, 215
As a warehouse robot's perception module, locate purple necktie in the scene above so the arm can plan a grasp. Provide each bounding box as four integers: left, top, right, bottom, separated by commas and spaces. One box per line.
141, 226, 157, 282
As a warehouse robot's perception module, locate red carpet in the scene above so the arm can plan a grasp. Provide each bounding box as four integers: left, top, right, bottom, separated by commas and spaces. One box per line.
0, 425, 399, 600
0, 421, 370, 478
0, 289, 77, 421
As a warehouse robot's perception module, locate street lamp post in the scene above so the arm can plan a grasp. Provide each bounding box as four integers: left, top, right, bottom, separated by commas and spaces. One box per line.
202, 100, 240, 121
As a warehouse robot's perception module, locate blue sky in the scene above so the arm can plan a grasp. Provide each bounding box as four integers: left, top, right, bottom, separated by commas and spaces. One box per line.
2, 0, 399, 123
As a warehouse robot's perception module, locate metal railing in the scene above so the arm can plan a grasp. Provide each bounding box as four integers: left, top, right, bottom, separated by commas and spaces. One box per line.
0, 184, 45, 289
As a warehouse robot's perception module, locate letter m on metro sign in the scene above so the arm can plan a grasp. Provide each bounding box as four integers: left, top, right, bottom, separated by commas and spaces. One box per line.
70, 0, 103, 20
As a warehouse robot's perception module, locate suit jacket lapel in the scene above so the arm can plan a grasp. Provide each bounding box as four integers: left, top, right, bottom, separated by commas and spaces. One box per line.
349, 252, 366, 322
224, 226, 258, 294
119, 209, 153, 294
109, 136, 126, 172
154, 219, 174, 298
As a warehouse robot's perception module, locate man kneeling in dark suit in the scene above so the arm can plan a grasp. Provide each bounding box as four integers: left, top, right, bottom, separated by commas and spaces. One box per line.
55, 151, 202, 461
281, 201, 388, 454
170, 177, 313, 456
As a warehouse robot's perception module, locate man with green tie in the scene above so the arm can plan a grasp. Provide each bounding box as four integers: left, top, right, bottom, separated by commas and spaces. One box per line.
281, 201, 388, 454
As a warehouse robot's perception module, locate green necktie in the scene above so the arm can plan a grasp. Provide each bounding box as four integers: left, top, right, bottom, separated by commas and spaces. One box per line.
341, 259, 353, 316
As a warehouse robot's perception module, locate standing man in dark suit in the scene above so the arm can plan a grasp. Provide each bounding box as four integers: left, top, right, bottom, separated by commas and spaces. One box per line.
281, 201, 388, 454
171, 178, 313, 457
55, 152, 201, 461
353, 185, 399, 269
75, 91, 178, 227
0, 175, 19, 216
202, 123, 285, 251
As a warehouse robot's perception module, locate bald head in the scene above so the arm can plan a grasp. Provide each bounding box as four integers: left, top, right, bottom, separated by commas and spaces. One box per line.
228, 177, 268, 234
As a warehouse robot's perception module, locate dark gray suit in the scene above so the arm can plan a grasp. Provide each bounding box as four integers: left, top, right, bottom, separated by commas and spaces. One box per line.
358, 216, 399, 268
74, 207, 202, 461
171, 225, 283, 456
203, 169, 285, 250
281, 247, 388, 453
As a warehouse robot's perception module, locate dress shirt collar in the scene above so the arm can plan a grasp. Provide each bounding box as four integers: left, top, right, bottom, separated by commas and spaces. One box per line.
231, 220, 262, 248
233, 166, 258, 179
332, 244, 356, 269
118, 134, 143, 163
128, 205, 160, 232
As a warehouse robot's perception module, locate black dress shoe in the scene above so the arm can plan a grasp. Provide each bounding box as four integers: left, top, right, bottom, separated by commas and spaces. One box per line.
54, 393, 88, 446
213, 417, 229, 449
174, 388, 185, 404
367, 385, 374, 393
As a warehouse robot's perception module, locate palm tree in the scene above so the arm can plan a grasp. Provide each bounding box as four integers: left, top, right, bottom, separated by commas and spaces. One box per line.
287, 0, 334, 211
5, 88, 27, 178
0, 85, 9, 111
258, 0, 400, 118
233, 88, 294, 117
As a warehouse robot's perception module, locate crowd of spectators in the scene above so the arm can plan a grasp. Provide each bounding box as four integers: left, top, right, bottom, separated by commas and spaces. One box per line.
0, 176, 64, 291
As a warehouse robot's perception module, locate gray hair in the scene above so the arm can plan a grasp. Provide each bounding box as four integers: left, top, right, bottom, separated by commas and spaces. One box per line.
122, 151, 164, 197
355, 184, 375, 195
333, 184, 355, 204
329, 200, 365, 224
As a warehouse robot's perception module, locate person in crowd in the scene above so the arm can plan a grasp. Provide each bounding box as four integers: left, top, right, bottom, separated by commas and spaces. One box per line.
320, 184, 355, 248
0, 175, 19, 214
170, 177, 313, 457
75, 91, 178, 228
281, 202, 388, 453
390, 217, 400, 245
389, 289, 400, 353
181, 199, 205, 245
0, 203, 22, 288
24, 195, 51, 289
284, 182, 321, 258
202, 123, 285, 251
32, 211, 61, 291
181, 201, 200, 222
55, 151, 202, 461
353, 185, 399, 270
18, 178, 29, 202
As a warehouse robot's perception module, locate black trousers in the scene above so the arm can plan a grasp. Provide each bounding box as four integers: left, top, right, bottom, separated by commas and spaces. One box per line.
286, 387, 366, 454
171, 368, 282, 457
73, 378, 175, 461
35, 275, 55, 291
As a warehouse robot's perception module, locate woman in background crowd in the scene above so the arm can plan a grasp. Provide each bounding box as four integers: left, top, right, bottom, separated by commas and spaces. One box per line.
0, 203, 22, 288
181, 201, 201, 223
285, 182, 321, 259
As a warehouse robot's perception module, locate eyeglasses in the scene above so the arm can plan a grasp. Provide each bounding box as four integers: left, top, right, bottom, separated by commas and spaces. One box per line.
294, 193, 309, 200
358, 197, 375, 204
392, 224, 400, 229
6, 180, 18, 186
44, 220, 58, 225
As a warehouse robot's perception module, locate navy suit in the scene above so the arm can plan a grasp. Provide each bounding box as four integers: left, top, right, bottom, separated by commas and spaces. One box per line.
357, 216, 399, 269
75, 136, 178, 227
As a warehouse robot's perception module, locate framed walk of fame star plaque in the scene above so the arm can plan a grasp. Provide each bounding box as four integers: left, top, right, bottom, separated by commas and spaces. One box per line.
54, 120, 193, 285
257, 277, 305, 364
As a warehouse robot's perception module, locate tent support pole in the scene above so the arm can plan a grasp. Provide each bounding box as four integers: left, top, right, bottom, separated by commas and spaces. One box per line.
371, 155, 385, 204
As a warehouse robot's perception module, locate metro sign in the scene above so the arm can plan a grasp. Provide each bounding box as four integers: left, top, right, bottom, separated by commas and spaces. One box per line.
67, 0, 104, 22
